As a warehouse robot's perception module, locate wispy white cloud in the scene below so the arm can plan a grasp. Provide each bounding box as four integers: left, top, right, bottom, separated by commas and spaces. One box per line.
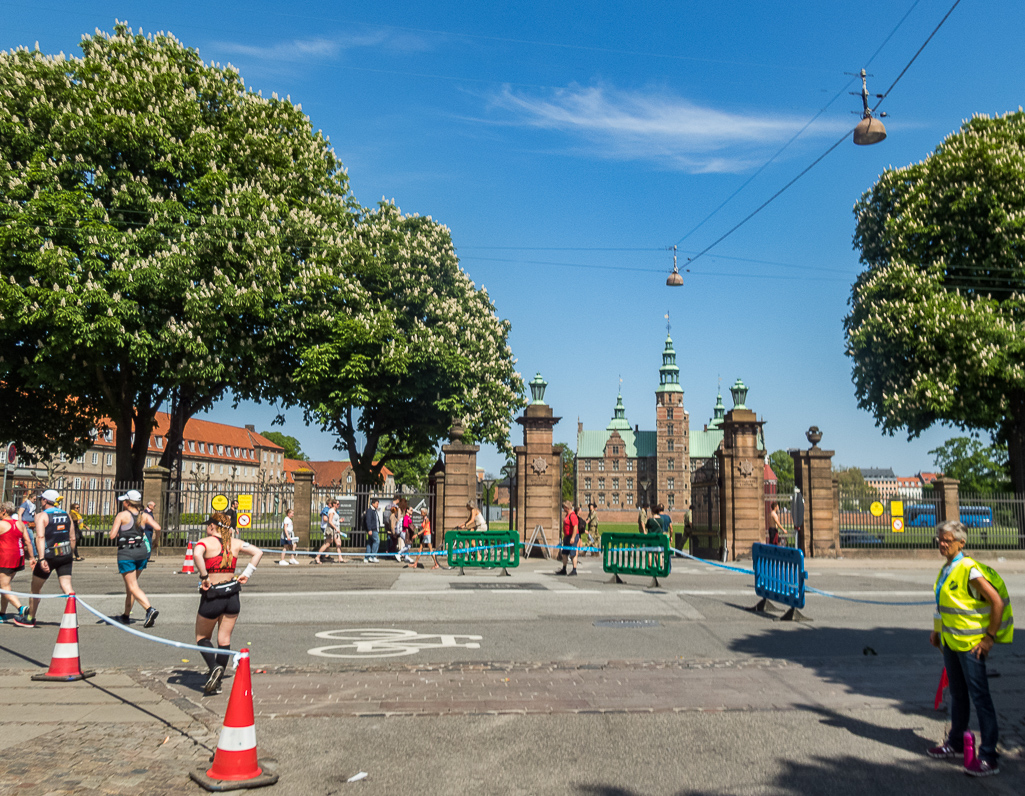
487, 85, 849, 173
215, 30, 432, 63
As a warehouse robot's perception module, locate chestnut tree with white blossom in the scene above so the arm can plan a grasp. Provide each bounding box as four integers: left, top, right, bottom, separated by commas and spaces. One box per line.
291, 201, 525, 488
846, 110, 1025, 501
0, 23, 355, 481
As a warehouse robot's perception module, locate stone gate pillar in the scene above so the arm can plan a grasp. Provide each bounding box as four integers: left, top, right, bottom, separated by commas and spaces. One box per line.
790, 426, 839, 558
934, 477, 960, 523
441, 419, 479, 537
291, 469, 314, 549
715, 380, 765, 560
143, 466, 169, 553
514, 374, 562, 547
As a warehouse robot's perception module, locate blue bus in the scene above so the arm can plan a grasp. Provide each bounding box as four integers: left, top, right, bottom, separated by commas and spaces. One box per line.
904, 505, 993, 528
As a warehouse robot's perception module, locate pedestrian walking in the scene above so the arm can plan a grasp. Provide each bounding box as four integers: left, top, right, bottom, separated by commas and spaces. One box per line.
363, 498, 381, 563
279, 508, 299, 565
636, 500, 648, 534
658, 504, 673, 537
0, 501, 36, 626
26, 489, 75, 626
193, 511, 263, 695
386, 504, 401, 562
926, 520, 1013, 777
398, 498, 415, 565
767, 502, 787, 546
645, 503, 664, 535
412, 508, 439, 569
583, 501, 599, 556
108, 489, 161, 626
68, 503, 88, 561
457, 500, 487, 532
223, 499, 239, 531
556, 500, 581, 576
17, 492, 36, 525
313, 498, 342, 564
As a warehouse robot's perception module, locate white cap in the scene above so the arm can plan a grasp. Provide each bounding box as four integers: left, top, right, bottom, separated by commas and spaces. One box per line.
41, 489, 61, 503
118, 489, 143, 502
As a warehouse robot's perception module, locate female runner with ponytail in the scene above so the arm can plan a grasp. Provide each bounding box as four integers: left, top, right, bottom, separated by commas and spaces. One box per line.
192, 511, 263, 695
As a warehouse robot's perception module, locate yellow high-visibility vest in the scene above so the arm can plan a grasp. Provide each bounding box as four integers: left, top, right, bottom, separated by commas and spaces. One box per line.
934, 557, 1014, 652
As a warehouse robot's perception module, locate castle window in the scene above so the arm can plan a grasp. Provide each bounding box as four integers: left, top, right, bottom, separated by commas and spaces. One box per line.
585, 493, 592, 505
611, 445, 619, 455
598, 461, 605, 471
627, 478, 633, 490
639, 459, 646, 472
668, 439, 674, 452
585, 478, 591, 490
612, 478, 619, 490
667, 477, 675, 490
626, 493, 633, 506
667, 408, 674, 420
584, 460, 591, 471
598, 478, 606, 490
668, 424, 674, 436
612, 493, 620, 506
668, 459, 675, 470
668, 493, 675, 509
626, 460, 633, 471
598, 494, 605, 506
612, 460, 619, 471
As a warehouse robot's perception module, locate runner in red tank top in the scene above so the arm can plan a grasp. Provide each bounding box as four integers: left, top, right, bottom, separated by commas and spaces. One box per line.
0, 501, 37, 625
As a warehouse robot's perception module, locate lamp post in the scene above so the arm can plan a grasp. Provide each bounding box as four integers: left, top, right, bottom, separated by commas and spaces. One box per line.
500, 461, 516, 531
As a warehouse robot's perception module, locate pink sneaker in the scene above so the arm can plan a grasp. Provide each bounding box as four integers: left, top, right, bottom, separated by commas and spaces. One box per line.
926, 743, 957, 759
964, 758, 999, 777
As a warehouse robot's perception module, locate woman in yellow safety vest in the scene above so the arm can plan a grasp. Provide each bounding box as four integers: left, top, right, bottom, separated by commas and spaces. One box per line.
927, 520, 1013, 777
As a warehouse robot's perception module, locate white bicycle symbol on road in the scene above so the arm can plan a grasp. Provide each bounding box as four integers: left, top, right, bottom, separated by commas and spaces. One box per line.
307, 628, 483, 659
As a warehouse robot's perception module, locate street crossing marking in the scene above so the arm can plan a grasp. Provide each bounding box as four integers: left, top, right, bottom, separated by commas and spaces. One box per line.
307, 628, 483, 658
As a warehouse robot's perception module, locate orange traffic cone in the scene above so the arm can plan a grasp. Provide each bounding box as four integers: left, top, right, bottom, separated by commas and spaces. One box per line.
178, 541, 195, 575
190, 649, 279, 791
32, 593, 96, 682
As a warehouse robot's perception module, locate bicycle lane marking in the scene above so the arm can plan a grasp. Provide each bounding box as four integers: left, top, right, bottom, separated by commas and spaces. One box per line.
307, 628, 483, 659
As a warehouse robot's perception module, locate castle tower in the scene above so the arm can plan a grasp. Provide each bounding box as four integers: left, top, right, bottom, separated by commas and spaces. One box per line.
654, 334, 690, 514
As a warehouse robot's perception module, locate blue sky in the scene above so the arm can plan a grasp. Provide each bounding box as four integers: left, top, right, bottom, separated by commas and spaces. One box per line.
5, 1, 1023, 477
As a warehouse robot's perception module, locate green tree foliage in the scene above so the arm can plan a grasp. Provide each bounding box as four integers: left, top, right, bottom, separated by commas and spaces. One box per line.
846, 110, 1025, 495
929, 436, 1009, 493
0, 25, 354, 481
554, 442, 575, 503
768, 449, 794, 495
259, 431, 308, 462
291, 201, 524, 487
375, 436, 436, 491
834, 465, 870, 493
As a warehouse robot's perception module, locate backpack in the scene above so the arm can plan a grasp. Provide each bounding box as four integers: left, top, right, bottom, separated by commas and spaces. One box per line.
320, 505, 330, 529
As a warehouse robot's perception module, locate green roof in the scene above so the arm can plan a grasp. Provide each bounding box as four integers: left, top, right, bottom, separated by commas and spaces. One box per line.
690, 427, 724, 459
577, 429, 657, 458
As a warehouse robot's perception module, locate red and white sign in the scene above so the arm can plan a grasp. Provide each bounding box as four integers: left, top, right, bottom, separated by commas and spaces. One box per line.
6, 443, 16, 467
237, 512, 252, 528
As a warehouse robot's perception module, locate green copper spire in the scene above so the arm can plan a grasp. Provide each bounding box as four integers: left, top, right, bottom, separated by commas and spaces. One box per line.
606, 392, 632, 431
710, 389, 725, 428
655, 334, 683, 394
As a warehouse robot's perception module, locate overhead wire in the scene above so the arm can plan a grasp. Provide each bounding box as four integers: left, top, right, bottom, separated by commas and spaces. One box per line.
676, 0, 962, 270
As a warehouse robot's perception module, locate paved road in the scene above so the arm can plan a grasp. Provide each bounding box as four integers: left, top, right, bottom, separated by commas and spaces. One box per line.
2, 555, 1022, 795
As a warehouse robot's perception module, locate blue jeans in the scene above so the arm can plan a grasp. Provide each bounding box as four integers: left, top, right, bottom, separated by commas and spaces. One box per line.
365, 531, 379, 558
942, 642, 999, 763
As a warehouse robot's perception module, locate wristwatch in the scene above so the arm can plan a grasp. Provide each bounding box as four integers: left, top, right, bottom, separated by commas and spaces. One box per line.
984, 632, 996, 641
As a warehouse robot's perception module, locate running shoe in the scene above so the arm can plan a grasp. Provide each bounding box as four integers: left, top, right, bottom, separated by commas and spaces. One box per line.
143, 608, 159, 628
12, 612, 35, 628
927, 743, 958, 759
117, 614, 130, 624
203, 665, 225, 695
278, 560, 290, 566
569, 568, 578, 576
289, 559, 299, 565
964, 759, 999, 777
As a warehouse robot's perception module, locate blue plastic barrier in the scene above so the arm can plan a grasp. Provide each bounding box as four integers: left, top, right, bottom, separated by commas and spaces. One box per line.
751, 543, 808, 618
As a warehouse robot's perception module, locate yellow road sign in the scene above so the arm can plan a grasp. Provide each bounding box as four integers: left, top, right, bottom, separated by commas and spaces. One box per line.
870, 501, 884, 517
238, 494, 253, 512
237, 512, 252, 528
892, 517, 904, 533
890, 500, 904, 517
211, 495, 229, 512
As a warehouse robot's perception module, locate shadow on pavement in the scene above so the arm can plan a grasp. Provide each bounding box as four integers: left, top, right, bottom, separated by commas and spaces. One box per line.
0, 642, 46, 667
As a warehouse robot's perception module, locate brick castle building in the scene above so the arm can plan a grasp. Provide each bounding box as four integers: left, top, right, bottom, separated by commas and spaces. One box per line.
575, 334, 730, 523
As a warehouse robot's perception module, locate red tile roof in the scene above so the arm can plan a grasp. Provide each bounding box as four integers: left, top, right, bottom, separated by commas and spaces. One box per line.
303, 460, 392, 488
88, 412, 284, 464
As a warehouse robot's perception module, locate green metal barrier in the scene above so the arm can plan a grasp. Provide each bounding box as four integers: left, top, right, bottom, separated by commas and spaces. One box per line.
602, 532, 671, 587
446, 530, 520, 575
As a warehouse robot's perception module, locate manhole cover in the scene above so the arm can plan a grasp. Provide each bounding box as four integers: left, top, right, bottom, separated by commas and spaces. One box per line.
450, 582, 547, 590
593, 619, 661, 628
